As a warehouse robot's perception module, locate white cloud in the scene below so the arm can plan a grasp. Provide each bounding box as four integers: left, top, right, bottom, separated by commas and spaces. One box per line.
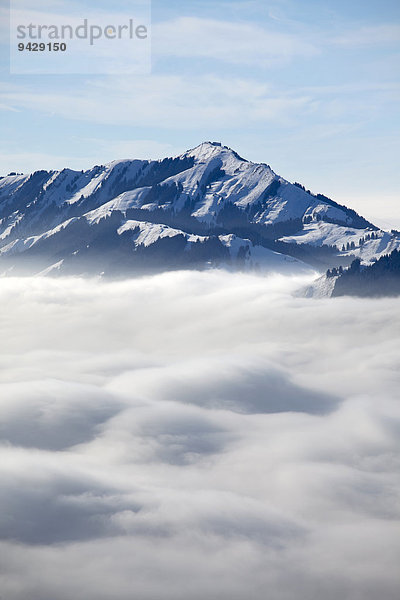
153, 17, 318, 66
332, 24, 400, 46
0, 75, 313, 129
0, 270, 400, 599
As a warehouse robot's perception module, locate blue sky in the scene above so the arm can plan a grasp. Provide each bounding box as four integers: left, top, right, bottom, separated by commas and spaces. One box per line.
1, 0, 399, 226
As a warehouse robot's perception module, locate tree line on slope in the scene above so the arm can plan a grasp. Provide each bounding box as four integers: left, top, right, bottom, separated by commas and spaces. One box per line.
332, 249, 400, 297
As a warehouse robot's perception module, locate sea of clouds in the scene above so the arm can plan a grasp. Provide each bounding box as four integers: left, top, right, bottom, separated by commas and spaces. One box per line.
0, 270, 399, 600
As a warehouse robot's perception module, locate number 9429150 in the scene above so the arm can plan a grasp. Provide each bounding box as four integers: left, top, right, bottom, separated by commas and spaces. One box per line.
18, 42, 67, 51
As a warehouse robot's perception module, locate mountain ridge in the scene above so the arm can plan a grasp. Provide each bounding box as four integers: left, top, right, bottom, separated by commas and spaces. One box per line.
0, 142, 398, 277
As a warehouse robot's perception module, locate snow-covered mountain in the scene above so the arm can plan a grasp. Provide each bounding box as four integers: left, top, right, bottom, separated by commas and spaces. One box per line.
0, 141, 398, 276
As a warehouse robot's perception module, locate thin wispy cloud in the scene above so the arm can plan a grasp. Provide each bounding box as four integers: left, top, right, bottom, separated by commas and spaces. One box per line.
332, 24, 400, 46
153, 17, 319, 66
0, 76, 314, 128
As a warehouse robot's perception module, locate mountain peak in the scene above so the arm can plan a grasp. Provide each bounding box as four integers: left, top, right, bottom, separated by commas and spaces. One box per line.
0, 141, 392, 279
183, 141, 245, 163
192, 141, 223, 150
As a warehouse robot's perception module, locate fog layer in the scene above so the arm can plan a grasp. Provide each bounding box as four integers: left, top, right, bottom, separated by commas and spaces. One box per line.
0, 271, 399, 599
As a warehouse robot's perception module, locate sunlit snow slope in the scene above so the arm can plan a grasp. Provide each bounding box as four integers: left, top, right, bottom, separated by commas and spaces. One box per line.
0, 142, 397, 276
